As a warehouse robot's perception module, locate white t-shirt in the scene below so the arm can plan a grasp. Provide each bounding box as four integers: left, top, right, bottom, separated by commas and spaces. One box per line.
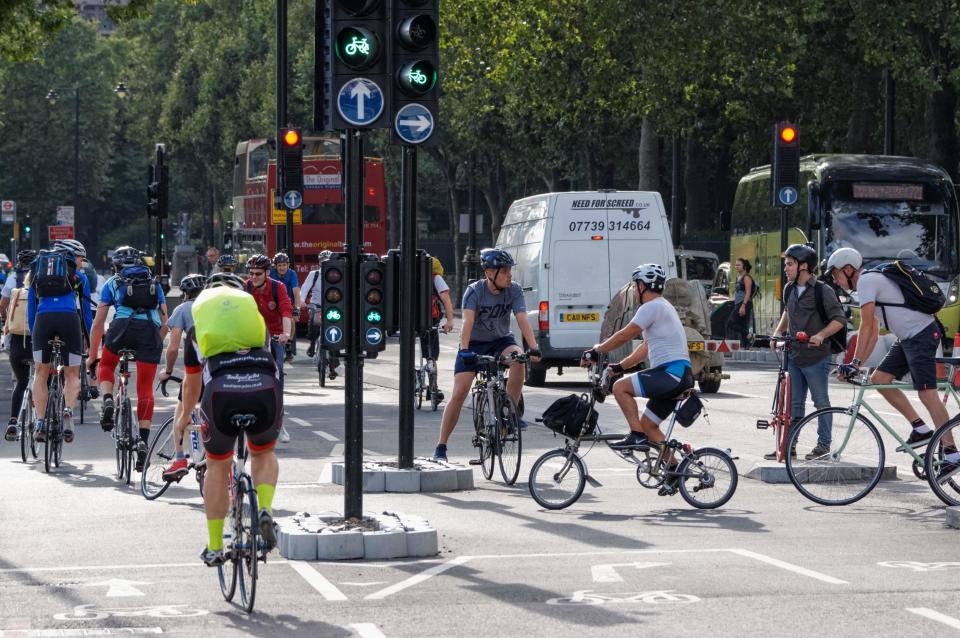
434, 274, 449, 295
301, 269, 322, 306
629, 297, 690, 368
0, 274, 16, 299
857, 271, 935, 340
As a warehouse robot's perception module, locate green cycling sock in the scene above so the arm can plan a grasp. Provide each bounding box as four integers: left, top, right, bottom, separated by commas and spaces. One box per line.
255, 483, 276, 514
207, 519, 225, 551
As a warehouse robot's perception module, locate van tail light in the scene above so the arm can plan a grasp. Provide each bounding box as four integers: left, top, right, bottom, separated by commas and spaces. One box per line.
538, 301, 549, 332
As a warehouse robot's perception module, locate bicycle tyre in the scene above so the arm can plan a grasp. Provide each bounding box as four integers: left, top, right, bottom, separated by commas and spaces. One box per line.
415, 370, 424, 410
317, 350, 327, 388
529, 449, 586, 510
18, 394, 31, 463
236, 480, 259, 613
114, 391, 126, 480
141, 417, 175, 500
786, 407, 884, 506
474, 393, 495, 480
677, 447, 738, 509
26, 390, 37, 460
496, 392, 523, 486
43, 383, 59, 474
430, 371, 440, 412
53, 385, 64, 468
218, 515, 238, 602
775, 371, 790, 461
123, 399, 134, 485
924, 414, 960, 506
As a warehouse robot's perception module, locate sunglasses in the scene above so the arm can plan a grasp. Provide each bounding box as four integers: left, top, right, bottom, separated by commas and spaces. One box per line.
249, 270, 265, 276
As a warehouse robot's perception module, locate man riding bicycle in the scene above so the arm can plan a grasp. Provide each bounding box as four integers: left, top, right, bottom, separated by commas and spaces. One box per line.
190, 278, 282, 566
432, 248, 541, 462
270, 252, 300, 362
301, 251, 340, 377
216, 253, 238, 274
89, 246, 168, 472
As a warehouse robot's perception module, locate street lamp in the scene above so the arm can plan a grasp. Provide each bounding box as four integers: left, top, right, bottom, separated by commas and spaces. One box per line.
45, 86, 81, 234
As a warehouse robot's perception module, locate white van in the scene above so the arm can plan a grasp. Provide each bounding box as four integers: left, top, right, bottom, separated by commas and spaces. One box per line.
495, 191, 677, 385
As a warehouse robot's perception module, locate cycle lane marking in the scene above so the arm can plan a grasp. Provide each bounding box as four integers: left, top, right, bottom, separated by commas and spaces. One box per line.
364, 556, 474, 600
906, 608, 960, 629
351, 623, 387, 638
591, 561, 670, 583
0, 628, 163, 636
288, 561, 348, 601
726, 549, 848, 584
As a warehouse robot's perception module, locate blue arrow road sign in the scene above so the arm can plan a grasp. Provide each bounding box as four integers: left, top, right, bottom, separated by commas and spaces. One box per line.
337, 78, 384, 127
325, 326, 343, 344
283, 190, 303, 210
365, 327, 383, 345
394, 104, 434, 144
778, 186, 798, 206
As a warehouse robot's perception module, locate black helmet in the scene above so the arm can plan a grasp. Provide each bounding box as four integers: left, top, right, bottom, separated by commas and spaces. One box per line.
783, 244, 818, 272
16, 249, 36, 268
206, 272, 247, 290
479, 248, 515, 269
246, 254, 272, 271
217, 253, 238, 268
112, 246, 142, 268
179, 273, 208, 296
273, 251, 290, 264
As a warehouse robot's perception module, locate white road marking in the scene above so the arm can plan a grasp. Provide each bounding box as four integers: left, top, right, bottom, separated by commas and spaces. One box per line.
591, 561, 670, 583
727, 549, 848, 584
0, 560, 286, 574
341, 581, 387, 587
907, 608, 960, 629
365, 556, 473, 600
313, 429, 339, 441
288, 562, 348, 601
351, 623, 387, 638
0, 629, 163, 637
289, 416, 314, 428
84, 578, 149, 597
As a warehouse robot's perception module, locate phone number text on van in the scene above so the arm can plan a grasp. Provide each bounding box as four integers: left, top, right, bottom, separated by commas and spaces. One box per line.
569, 220, 652, 232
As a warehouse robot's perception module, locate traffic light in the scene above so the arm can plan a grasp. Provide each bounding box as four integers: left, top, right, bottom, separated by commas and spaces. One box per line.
361, 256, 387, 356
321, 0, 390, 130
278, 127, 304, 207
321, 255, 348, 353
383, 248, 433, 335
771, 122, 800, 207
389, 0, 439, 145
22, 216, 31, 244
146, 144, 169, 219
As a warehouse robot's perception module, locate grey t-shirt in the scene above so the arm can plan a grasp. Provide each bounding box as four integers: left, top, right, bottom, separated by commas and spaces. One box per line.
168, 298, 195, 333
462, 280, 525, 343
857, 271, 934, 340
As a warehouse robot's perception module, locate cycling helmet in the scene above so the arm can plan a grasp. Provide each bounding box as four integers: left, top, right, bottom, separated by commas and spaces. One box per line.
112, 246, 142, 267
826, 246, 863, 271
631, 263, 667, 293
55, 239, 86, 258
179, 273, 208, 296
246, 254, 272, 271
431, 256, 444, 276
206, 272, 246, 290
16, 250, 36, 268
217, 253, 238, 268
783, 243, 818, 272
479, 248, 515, 270
273, 251, 290, 264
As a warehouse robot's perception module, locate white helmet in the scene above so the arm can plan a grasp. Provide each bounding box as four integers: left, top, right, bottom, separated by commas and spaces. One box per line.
631, 264, 666, 293
826, 247, 863, 271
54, 239, 86, 258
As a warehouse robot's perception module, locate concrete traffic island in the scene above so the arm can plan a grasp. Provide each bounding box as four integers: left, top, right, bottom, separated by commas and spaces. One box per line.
330, 457, 474, 493
276, 510, 439, 560
947, 506, 960, 529
746, 462, 897, 484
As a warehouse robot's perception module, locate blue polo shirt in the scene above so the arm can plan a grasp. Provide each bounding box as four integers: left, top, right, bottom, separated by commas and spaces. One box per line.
269, 267, 299, 301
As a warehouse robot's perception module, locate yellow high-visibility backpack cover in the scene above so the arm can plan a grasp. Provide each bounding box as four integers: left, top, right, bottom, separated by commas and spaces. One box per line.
191, 287, 266, 358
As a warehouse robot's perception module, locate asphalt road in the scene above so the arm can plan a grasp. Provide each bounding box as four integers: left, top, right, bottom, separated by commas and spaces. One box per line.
1, 329, 958, 637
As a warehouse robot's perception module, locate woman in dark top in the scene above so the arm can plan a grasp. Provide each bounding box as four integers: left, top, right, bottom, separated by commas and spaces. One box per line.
726, 257, 754, 348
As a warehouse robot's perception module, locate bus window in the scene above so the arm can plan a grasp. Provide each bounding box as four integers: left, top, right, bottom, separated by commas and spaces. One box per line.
301, 204, 344, 225
248, 145, 270, 180
364, 205, 381, 223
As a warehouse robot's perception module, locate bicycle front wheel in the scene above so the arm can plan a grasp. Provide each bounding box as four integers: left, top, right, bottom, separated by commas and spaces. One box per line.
529, 449, 586, 509
924, 414, 960, 506
677, 447, 738, 509
317, 350, 327, 388
236, 481, 259, 613
141, 417, 175, 500
18, 394, 32, 463
786, 407, 885, 506
123, 399, 134, 485
474, 393, 495, 480
430, 371, 440, 412
496, 392, 523, 486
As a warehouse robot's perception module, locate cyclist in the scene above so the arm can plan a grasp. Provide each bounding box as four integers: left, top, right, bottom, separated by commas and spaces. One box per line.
766, 244, 846, 460
270, 252, 300, 362
245, 254, 292, 443
421, 257, 455, 381
432, 248, 541, 462
157, 273, 207, 481
1, 249, 35, 441
829, 247, 956, 468
216, 253, 238, 274
28, 245, 93, 444
300, 251, 340, 377
191, 279, 281, 566
89, 246, 168, 472
580, 264, 693, 463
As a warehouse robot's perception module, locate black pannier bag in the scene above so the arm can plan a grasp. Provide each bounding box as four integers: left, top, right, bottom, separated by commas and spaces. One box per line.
676, 392, 704, 427
540, 393, 598, 439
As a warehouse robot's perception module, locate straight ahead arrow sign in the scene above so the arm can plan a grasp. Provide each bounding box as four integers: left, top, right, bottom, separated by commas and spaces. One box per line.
84, 578, 151, 597
350, 82, 372, 120
591, 561, 670, 583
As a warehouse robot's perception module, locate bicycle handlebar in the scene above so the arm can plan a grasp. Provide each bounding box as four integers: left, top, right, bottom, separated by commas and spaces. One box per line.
760, 332, 809, 344
158, 375, 184, 397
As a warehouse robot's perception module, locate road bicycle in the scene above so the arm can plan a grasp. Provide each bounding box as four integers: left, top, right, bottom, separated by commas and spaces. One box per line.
755, 332, 809, 462
77, 353, 98, 424
785, 357, 960, 506
528, 360, 738, 510
470, 352, 527, 485
16, 360, 36, 463
217, 414, 270, 613
307, 304, 337, 387
141, 376, 207, 500
112, 349, 140, 485
42, 338, 66, 474
415, 326, 443, 411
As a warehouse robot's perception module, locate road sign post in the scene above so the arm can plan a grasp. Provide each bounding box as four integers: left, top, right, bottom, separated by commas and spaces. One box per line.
344, 129, 365, 519
1, 200, 15, 225
398, 145, 418, 468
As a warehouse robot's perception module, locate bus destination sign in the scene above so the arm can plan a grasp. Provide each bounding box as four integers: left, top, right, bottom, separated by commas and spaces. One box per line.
853, 183, 923, 201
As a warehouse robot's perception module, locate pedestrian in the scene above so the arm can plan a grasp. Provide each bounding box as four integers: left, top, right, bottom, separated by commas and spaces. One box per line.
725, 257, 755, 348
203, 246, 220, 277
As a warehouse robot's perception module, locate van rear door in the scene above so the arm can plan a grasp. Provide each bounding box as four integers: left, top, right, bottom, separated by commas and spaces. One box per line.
607, 192, 675, 289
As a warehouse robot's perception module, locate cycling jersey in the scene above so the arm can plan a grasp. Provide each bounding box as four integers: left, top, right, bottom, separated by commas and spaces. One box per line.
628, 297, 689, 367
247, 277, 293, 336
168, 299, 201, 373
269, 267, 299, 302
27, 271, 93, 337
99, 274, 166, 327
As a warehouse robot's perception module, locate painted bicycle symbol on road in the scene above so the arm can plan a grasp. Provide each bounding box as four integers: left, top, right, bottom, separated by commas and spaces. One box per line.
546, 589, 700, 606
54, 603, 209, 620
878, 561, 960, 572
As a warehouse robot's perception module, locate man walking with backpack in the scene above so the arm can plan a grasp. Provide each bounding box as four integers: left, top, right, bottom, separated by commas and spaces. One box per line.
768, 244, 847, 460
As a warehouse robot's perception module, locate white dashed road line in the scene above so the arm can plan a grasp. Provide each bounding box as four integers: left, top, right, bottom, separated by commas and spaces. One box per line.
351, 624, 387, 638
313, 429, 339, 441
288, 561, 348, 601
727, 548, 849, 585
289, 416, 314, 428
907, 608, 960, 629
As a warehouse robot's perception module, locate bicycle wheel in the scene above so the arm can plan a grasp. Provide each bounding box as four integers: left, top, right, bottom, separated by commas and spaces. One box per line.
529, 449, 586, 509
141, 417, 175, 500
677, 447, 738, 509
114, 393, 126, 480
496, 392, 523, 485
924, 415, 960, 506
218, 516, 238, 601
43, 386, 59, 474
18, 393, 32, 463
786, 407, 885, 506
430, 371, 440, 412
53, 386, 64, 468
26, 390, 37, 460
473, 393, 495, 480
123, 399, 134, 485
236, 480, 259, 613
415, 369, 424, 410
775, 372, 791, 461
317, 350, 327, 388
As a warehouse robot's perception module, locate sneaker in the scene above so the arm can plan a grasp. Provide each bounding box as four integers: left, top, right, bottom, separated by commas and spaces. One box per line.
4, 418, 16, 442
279, 426, 291, 443
100, 395, 114, 431
805, 442, 831, 460
609, 431, 650, 451
934, 456, 960, 484
763, 448, 797, 461
658, 464, 682, 496
284, 353, 294, 363
518, 419, 530, 431
306, 343, 316, 358
200, 547, 226, 567
62, 410, 74, 443
34, 419, 46, 443
135, 448, 147, 472
162, 458, 189, 482
259, 509, 277, 551
328, 367, 338, 380
896, 429, 933, 452
433, 444, 448, 462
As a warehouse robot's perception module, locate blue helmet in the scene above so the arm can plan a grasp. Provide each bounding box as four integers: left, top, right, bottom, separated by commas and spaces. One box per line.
479, 248, 515, 270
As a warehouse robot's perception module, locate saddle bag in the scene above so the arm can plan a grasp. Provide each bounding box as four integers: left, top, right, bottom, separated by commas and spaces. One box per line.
676, 392, 704, 428
540, 393, 598, 439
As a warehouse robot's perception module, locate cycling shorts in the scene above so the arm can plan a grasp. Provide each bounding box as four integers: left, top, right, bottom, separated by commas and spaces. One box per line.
104, 317, 163, 364
454, 336, 518, 374
32, 312, 83, 366
628, 360, 694, 425
876, 320, 940, 391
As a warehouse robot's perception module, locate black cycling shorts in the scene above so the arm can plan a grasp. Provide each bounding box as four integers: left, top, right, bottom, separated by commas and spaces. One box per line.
32, 311, 83, 366
105, 317, 163, 364
876, 320, 940, 391
200, 348, 282, 460
627, 362, 695, 424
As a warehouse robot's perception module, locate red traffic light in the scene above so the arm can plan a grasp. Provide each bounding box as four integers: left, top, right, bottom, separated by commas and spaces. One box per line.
283, 129, 300, 147
780, 126, 797, 144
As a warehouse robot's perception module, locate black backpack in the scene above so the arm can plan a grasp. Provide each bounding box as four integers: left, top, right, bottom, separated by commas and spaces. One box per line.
866, 261, 945, 316
540, 394, 598, 439
117, 265, 159, 312
32, 249, 75, 298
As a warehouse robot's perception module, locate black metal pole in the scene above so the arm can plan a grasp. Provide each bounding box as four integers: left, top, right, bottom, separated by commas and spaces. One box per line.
670, 132, 681, 245
780, 205, 788, 312
156, 217, 163, 278
398, 146, 417, 469
344, 129, 364, 519
74, 87, 80, 235
277, 0, 288, 252
884, 69, 895, 155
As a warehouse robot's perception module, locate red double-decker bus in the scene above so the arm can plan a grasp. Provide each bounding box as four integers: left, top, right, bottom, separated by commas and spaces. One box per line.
230, 136, 389, 283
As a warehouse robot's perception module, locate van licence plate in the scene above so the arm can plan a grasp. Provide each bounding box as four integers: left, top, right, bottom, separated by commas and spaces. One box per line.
560, 312, 600, 322
688, 341, 705, 351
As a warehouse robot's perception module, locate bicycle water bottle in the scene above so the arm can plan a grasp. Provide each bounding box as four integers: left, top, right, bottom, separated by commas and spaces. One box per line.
190, 430, 200, 459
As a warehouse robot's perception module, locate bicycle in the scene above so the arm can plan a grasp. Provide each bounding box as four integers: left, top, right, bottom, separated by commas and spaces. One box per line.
415, 326, 443, 411
111, 349, 140, 486
754, 332, 810, 462
141, 376, 207, 500
217, 414, 270, 613
42, 338, 66, 474
307, 304, 336, 387
469, 352, 527, 485
785, 357, 960, 506
16, 361, 37, 463
528, 361, 738, 510
78, 353, 98, 424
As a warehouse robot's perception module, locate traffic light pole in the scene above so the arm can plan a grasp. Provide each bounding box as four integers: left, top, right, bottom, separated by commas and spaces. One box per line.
344, 129, 364, 519
398, 145, 417, 469
780, 205, 788, 312
277, 0, 290, 254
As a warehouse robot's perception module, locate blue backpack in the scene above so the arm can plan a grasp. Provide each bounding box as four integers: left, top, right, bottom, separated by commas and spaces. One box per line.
32, 250, 75, 298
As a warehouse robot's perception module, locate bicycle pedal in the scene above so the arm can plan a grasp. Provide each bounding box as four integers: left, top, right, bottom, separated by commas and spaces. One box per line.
756, 419, 770, 430
468, 459, 482, 466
